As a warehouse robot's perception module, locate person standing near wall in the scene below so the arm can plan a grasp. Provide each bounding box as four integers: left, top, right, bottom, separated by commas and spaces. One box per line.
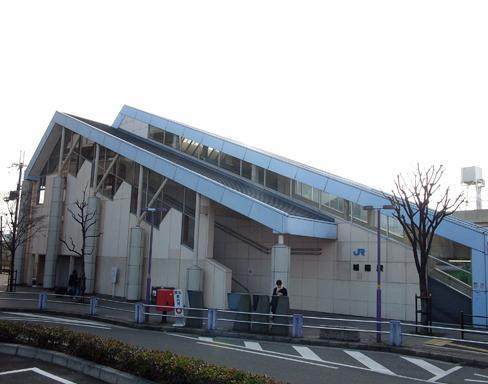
273, 280, 288, 297
68, 270, 77, 296
271, 280, 288, 314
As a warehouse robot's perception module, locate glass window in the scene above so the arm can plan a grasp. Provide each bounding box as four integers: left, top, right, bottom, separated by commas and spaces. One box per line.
201, 145, 220, 166
265, 170, 291, 196
164, 180, 184, 211
181, 138, 201, 158
380, 213, 388, 231
352, 203, 368, 222
184, 188, 196, 216
320, 191, 345, 213
220, 153, 241, 175
388, 216, 404, 237
241, 160, 252, 179
80, 138, 94, 161
164, 131, 180, 149
36, 176, 46, 205
181, 214, 195, 249
330, 196, 344, 212
148, 125, 164, 143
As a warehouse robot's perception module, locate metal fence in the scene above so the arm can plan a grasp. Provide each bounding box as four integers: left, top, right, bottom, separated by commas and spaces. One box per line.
2, 290, 488, 348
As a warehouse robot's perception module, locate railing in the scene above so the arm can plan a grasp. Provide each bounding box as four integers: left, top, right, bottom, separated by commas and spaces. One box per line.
231, 278, 250, 294
428, 255, 472, 297
2, 290, 488, 349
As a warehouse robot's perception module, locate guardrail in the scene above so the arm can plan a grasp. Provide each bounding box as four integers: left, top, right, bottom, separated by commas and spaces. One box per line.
1, 290, 488, 348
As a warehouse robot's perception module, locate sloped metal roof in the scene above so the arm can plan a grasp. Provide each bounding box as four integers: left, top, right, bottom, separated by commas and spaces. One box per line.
26, 112, 337, 239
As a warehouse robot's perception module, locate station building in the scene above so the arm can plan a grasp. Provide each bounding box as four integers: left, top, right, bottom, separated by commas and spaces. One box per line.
17, 106, 488, 322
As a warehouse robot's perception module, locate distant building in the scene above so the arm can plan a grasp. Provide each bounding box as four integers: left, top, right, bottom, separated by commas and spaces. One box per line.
16, 106, 488, 322
454, 210, 488, 228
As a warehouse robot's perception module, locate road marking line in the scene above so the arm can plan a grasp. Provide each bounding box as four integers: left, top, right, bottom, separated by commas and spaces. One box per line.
1, 317, 111, 330
0, 367, 77, 384
465, 373, 488, 382
198, 337, 214, 342
0, 368, 34, 375
168, 333, 454, 383
32, 367, 78, 384
244, 341, 263, 351
197, 341, 337, 369
344, 350, 395, 375
292, 346, 323, 361
4, 312, 107, 326
401, 356, 461, 382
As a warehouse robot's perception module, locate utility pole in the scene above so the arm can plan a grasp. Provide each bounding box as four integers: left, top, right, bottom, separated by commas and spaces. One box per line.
8, 153, 24, 292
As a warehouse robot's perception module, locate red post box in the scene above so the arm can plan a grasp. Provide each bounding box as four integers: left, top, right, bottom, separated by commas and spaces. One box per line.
156, 289, 174, 312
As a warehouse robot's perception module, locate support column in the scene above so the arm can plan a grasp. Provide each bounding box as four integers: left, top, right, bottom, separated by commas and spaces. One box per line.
127, 227, 144, 300
43, 175, 65, 288
14, 180, 33, 285
84, 196, 100, 294
472, 247, 487, 326
187, 194, 214, 291
271, 234, 291, 292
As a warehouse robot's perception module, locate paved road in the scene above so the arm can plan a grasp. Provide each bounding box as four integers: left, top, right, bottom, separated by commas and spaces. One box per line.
0, 353, 105, 384
2, 311, 488, 384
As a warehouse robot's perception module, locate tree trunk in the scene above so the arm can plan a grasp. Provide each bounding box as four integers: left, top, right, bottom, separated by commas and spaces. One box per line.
418, 267, 431, 333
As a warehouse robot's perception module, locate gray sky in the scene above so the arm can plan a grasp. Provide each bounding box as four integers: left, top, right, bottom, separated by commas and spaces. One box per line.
1, 1, 487, 208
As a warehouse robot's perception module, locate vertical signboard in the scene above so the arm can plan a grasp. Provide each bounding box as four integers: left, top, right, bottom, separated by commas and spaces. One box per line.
173, 289, 185, 327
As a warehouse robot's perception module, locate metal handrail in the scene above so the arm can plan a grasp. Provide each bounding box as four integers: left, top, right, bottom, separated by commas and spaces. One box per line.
428, 255, 472, 276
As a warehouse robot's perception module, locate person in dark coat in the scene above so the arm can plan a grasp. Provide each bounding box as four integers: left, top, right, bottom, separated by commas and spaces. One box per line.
272, 280, 288, 297
271, 279, 288, 314
68, 270, 78, 296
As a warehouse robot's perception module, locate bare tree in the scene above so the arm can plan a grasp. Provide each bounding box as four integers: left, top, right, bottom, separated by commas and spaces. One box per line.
60, 186, 101, 296
2, 195, 45, 292
388, 164, 463, 326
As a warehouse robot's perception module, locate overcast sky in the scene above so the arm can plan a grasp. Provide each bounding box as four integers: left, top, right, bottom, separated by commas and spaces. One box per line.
0, 1, 486, 209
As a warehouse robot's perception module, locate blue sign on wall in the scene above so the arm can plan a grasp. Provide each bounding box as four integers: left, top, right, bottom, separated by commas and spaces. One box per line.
353, 248, 366, 256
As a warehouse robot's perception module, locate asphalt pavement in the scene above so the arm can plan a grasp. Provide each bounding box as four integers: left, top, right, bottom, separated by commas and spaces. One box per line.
0, 353, 105, 384
2, 275, 488, 384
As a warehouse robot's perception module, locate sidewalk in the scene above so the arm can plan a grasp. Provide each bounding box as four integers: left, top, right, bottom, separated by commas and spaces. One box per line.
1, 276, 488, 368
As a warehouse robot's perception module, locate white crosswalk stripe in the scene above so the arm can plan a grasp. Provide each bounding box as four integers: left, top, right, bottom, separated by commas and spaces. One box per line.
344, 350, 395, 375
292, 346, 323, 361
244, 341, 263, 351
198, 337, 214, 343
401, 356, 461, 382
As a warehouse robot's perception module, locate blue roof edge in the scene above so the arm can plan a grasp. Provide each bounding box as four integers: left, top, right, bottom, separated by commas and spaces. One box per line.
27, 112, 337, 240
113, 105, 488, 248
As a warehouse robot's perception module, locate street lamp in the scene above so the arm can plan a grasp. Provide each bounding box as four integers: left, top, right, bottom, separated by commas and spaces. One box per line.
142, 207, 168, 308
363, 204, 394, 343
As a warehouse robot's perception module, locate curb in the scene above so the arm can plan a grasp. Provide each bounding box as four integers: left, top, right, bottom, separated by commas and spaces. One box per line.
2, 307, 488, 369
0, 343, 154, 384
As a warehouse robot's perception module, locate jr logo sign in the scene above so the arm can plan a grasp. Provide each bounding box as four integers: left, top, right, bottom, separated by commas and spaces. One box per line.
353, 248, 366, 256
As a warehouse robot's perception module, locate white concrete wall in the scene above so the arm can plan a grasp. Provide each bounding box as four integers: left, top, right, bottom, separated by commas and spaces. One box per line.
119, 116, 149, 138
200, 258, 232, 309
214, 212, 419, 321
28, 159, 200, 300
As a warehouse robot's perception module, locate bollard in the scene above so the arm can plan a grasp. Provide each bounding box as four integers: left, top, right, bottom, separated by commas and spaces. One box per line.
135, 303, 146, 324
207, 309, 217, 331
38, 292, 48, 311
89, 297, 98, 316
292, 314, 303, 338
388, 320, 402, 346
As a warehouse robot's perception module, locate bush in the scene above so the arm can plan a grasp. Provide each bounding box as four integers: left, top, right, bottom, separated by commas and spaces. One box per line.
0, 321, 280, 384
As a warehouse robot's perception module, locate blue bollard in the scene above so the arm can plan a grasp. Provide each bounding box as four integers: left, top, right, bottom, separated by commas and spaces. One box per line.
389, 320, 402, 346
207, 309, 217, 330
292, 314, 303, 338
38, 292, 48, 311
89, 297, 98, 316
135, 303, 145, 324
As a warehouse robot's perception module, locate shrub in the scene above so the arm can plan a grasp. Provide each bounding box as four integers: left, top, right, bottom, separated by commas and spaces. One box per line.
0, 321, 281, 384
